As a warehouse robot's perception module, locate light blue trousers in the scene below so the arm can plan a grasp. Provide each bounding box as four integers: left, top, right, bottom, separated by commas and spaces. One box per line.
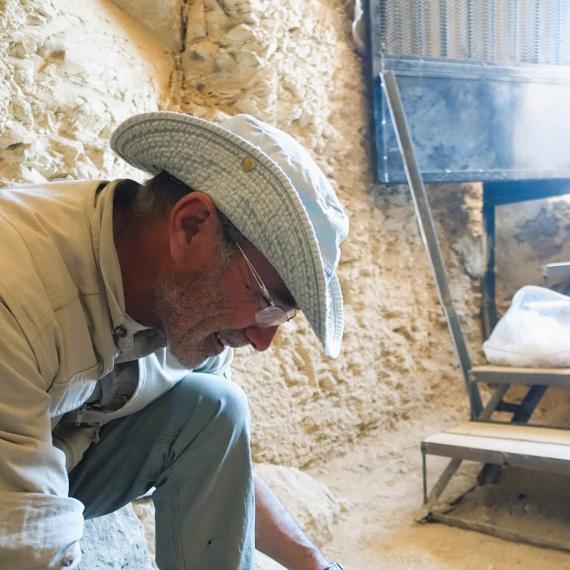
69, 374, 255, 570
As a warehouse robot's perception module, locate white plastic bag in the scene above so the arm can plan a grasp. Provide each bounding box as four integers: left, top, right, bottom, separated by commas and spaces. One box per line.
483, 285, 570, 367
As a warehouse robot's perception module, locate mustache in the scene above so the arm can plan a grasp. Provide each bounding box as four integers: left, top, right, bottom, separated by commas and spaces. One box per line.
218, 329, 250, 348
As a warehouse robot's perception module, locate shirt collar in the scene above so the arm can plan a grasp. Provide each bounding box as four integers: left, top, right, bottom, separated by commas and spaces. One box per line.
91, 180, 145, 337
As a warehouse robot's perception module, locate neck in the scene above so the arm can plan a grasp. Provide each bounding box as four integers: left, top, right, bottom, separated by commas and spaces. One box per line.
113, 197, 164, 330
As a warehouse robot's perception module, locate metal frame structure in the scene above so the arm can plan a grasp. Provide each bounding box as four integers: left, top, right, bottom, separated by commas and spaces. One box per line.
420, 421, 570, 553
382, 69, 570, 550
481, 179, 570, 336
373, 57, 570, 185
366, 0, 570, 549
366, 0, 570, 185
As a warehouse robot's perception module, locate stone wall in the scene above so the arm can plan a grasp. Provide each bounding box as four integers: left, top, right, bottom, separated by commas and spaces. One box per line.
4, 0, 568, 470
494, 197, 570, 311
174, 0, 479, 464
0, 0, 173, 185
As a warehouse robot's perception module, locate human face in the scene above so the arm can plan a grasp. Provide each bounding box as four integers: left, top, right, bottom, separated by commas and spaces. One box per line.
153, 239, 296, 368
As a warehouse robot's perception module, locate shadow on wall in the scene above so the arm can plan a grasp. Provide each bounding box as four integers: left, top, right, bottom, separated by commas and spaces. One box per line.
495, 196, 570, 315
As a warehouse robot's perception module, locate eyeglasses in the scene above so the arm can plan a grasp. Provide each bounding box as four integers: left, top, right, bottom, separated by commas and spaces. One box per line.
234, 241, 297, 327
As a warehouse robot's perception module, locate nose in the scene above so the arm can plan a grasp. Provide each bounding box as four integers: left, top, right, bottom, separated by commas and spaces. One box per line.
244, 325, 278, 351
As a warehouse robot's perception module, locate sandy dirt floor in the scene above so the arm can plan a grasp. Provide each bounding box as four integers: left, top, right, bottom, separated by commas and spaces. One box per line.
307, 412, 570, 569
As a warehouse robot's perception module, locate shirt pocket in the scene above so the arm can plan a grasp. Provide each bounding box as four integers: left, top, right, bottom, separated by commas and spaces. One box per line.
44, 298, 103, 417
48, 368, 99, 418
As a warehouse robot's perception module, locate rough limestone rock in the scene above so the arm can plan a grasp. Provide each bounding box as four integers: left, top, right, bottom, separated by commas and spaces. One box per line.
80, 504, 154, 569
0, 0, 172, 187
111, 0, 184, 51
255, 463, 344, 546
254, 463, 345, 569
131, 498, 158, 568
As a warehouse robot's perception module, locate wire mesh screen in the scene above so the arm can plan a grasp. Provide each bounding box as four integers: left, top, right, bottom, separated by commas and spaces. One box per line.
378, 0, 570, 66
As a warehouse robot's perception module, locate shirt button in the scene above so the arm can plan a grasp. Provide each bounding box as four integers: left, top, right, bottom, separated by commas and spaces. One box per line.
114, 325, 128, 338
62, 554, 74, 567
113, 325, 129, 348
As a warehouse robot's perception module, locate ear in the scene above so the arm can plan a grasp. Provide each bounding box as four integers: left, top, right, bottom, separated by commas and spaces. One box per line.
168, 192, 220, 269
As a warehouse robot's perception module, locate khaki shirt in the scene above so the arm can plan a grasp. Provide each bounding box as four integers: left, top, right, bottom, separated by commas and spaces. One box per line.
0, 179, 232, 568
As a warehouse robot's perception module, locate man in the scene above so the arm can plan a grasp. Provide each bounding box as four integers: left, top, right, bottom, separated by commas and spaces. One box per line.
0, 112, 348, 569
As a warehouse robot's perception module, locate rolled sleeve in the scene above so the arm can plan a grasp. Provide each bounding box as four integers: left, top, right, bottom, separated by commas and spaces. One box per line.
142, 345, 235, 387
0, 304, 84, 568
0, 493, 83, 568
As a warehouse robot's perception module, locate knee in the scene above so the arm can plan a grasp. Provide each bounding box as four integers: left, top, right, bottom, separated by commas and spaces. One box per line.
176, 374, 251, 433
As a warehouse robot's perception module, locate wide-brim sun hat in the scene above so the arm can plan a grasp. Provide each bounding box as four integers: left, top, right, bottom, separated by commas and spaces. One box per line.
111, 111, 349, 358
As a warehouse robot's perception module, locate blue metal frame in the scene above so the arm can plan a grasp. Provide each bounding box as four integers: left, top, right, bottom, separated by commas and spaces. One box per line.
483, 179, 570, 206
366, 0, 570, 185
366, 1, 570, 421
372, 57, 570, 184
482, 179, 570, 336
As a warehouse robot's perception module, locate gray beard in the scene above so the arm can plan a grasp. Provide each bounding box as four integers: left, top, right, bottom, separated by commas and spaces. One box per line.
152, 261, 249, 368
153, 263, 223, 368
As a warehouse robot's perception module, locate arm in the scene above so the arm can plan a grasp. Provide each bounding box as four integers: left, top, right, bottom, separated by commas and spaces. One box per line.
0, 303, 84, 568
254, 472, 331, 570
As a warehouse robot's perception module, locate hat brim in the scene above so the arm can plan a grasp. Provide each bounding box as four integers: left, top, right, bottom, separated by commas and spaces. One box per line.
111, 112, 343, 357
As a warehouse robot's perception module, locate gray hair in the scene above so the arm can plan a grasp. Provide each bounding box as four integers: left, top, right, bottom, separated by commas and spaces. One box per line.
134, 171, 243, 265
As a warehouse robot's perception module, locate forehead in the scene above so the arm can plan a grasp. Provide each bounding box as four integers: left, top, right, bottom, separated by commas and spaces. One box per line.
242, 242, 297, 309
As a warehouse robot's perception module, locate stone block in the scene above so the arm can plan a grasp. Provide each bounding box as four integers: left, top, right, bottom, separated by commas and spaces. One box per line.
79, 504, 154, 569
255, 463, 343, 546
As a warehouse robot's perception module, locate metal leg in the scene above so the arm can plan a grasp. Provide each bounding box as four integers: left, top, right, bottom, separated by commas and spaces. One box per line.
418, 454, 463, 521
478, 383, 510, 420
422, 451, 427, 504
481, 192, 497, 339
478, 384, 548, 484
512, 385, 548, 423
477, 462, 502, 486
381, 71, 483, 418
476, 384, 511, 484
425, 457, 463, 510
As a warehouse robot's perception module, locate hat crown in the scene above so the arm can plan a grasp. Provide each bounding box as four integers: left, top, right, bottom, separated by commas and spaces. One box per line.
222, 115, 349, 283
